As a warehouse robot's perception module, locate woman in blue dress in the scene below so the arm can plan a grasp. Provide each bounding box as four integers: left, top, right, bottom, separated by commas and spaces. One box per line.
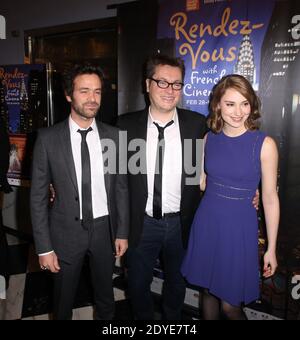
181, 75, 280, 320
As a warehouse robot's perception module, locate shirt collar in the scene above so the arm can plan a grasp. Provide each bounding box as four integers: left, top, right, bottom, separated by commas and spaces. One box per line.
147, 108, 178, 128
69, 115, 97, 135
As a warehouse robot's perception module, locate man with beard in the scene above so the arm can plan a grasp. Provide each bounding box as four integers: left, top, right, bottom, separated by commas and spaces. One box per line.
30, 64, 129, 320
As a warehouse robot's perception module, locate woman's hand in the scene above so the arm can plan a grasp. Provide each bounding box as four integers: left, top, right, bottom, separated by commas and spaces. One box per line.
263, 250, 278, 278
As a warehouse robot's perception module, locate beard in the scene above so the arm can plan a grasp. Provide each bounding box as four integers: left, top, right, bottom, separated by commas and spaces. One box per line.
71, 101, 100, 119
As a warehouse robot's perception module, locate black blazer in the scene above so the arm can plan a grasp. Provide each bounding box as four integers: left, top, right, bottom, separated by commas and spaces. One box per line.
30, 119, 129, 263
117, 108, 207, 248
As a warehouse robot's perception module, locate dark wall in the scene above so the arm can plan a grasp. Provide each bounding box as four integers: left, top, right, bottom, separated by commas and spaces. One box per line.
117, 0, 180, 114
0, 0, 135, 65
118, 0, 158, 114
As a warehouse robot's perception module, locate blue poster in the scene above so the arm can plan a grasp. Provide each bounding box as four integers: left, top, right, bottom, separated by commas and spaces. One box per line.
0, 64, 48, 186
0, 64, 47, 133
158, 0, 276, 115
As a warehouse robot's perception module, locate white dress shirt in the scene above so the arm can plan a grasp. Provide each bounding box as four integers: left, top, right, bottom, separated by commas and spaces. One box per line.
69, 117, 108, 219
145, 109, 182, 217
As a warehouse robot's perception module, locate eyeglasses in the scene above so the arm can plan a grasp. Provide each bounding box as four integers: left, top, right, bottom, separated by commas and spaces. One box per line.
149, 78, 184, 91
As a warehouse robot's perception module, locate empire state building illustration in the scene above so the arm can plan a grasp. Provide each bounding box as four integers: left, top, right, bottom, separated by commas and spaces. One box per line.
234, 34, 256, 86
19, 77, 31, 133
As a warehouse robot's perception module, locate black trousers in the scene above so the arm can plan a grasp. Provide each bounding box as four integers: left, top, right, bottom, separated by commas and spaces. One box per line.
127, 215, 186, 320
52, 216, 115, 320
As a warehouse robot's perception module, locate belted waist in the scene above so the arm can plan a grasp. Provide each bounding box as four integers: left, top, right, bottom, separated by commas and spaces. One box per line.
206, 179, 255, 200
145, 212, 180, 220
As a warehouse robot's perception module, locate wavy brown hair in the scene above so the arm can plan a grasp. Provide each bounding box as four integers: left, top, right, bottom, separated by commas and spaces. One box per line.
207, 74, 261, 133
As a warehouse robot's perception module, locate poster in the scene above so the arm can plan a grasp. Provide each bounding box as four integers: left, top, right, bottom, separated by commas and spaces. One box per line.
157, 0, 300, 234
0, 64, 49, 186
157, 0, 299, 116
7, 134, 27, 186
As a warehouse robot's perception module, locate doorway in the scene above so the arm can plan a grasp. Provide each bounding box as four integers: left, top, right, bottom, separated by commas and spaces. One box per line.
25, 18, 118, 125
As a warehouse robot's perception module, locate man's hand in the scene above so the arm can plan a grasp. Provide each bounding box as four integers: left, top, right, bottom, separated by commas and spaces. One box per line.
114, 239, 128, 258
252, 189, 260, 210
39, 252, 61, 273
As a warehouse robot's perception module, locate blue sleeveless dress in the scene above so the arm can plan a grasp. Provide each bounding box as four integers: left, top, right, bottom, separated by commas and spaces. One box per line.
181, 130, 266, 306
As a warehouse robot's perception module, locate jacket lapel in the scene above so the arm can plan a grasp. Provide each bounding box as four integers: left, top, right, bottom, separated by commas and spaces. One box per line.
59, 119, 79, 195
137, 110, 148, 193
178, 109, 189, 195
96, 121, 111, 196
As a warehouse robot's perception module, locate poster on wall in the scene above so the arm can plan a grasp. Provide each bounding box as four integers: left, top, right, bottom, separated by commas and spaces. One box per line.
157, 0, 300, 116
0, 64, 49, 186
157, 0, 300, 233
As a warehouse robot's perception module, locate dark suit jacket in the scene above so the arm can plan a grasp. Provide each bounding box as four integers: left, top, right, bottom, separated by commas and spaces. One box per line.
30, 119, 129, 263
117, 108, 207, 249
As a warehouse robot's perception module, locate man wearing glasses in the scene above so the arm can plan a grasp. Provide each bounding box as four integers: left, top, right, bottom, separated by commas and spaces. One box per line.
117, 54, 207, 320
